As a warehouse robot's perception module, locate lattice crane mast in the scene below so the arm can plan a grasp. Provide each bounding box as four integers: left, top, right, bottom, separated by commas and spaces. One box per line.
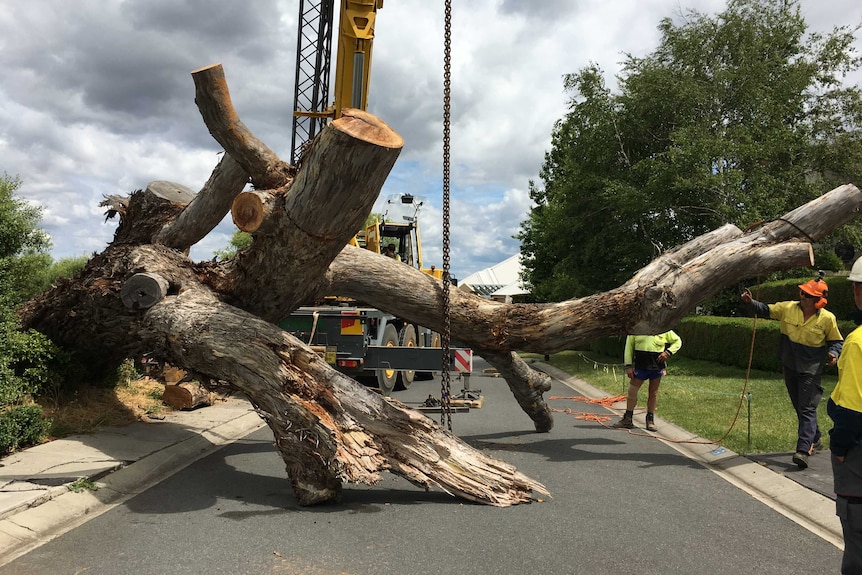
291, 0, 382, 165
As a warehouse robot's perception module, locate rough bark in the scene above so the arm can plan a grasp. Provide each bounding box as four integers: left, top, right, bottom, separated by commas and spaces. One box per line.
323, 185, 861, 350
141, 284, 548, 505
154, 153, 250, 251
17, 63, 862, 506
191, 64, 293, 190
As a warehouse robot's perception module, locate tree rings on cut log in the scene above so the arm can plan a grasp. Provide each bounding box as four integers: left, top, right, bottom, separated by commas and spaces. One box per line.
335, 108, 404, 149
145, 180, 196, 204
231, 190, 269, 232
120, 273, 169, 310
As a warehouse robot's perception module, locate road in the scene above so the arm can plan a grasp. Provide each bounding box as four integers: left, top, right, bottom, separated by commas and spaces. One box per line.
0, 360, 843, 575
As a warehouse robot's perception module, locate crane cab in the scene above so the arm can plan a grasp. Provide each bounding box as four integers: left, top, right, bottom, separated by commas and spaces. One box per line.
358, 193, 444, 280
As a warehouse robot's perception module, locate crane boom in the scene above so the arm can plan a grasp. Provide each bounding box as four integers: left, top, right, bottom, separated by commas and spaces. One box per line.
291, 0, 382, 165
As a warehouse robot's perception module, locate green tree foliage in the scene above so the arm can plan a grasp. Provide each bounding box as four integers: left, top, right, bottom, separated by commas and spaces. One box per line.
213, 229, 253, 260
0, 306, 58, 406
0, 174, 52, 305
519, 0, 862, 301
42, 256, 89, 289
0, 405, 51, 454
0, 174, 59, 451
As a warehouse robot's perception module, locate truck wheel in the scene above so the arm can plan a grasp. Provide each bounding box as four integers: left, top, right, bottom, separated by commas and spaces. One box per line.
415, 331, 441, 381
376, 324, 399, 395
396, 325, 417, 390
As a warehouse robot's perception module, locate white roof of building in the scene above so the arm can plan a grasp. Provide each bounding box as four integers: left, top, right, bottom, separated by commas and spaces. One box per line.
491, 282, 530, 297
461, 254, 529, 296
461, 254, 521, 286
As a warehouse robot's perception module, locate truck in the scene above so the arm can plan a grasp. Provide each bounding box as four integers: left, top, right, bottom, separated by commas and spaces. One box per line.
279, 193, 470, 395
284, 1, 473, 396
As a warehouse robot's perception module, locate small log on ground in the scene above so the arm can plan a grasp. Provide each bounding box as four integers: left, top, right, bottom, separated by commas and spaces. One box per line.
162, 381, 213, 410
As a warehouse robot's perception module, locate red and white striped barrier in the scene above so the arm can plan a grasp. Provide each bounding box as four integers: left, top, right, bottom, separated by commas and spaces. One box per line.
454, 349, 472, 373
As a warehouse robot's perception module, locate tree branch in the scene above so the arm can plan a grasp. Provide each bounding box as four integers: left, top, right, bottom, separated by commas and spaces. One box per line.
191, 63, 293, 190
154, 153, 250, 251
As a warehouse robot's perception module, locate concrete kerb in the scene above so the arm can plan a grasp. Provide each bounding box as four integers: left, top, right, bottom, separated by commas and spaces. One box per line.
532, 361, 844, 549
0, 400, 265, 565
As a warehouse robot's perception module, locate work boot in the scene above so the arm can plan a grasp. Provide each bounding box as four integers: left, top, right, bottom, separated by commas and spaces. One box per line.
809, 441, 823, 455
612, 416, 634, 429
792, 451, 809, 469
646, 420, 658, 432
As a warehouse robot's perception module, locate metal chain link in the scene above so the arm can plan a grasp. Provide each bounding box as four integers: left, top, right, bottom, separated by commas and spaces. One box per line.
440, 0, 453, 431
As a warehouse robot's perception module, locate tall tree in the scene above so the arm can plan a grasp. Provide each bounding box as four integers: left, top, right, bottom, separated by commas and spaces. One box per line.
520, 0, 862, 301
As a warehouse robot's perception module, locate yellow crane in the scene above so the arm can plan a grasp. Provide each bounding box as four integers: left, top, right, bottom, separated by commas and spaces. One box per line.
291, 0, 443, 279
291, 0, 382, 164
285, 1, 468, 404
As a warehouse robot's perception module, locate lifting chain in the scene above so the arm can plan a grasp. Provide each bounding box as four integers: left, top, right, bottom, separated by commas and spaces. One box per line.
440, 0, 453, 431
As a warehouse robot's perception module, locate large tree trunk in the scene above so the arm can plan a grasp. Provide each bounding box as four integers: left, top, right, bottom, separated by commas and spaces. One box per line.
17, 63, 862, 505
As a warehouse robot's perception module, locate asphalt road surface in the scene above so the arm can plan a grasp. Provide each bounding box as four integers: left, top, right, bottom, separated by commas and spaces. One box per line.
0, 361, 843, 575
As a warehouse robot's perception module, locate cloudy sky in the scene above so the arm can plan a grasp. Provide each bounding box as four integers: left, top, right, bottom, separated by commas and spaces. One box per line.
1, 1, 860, 281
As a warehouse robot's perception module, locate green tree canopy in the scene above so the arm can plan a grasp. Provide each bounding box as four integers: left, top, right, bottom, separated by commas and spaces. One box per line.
519, 0, 862, 302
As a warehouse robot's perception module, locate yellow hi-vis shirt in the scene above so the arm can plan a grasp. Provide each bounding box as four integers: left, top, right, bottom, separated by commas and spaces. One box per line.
766, 301, 843, 375
624, 331, 682, 370
833, 326, 862, 412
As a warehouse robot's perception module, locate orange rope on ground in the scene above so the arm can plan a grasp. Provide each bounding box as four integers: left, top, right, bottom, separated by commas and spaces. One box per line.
549, 395, 626, 407
549, 307, 759, 446
551, 396, 729, 443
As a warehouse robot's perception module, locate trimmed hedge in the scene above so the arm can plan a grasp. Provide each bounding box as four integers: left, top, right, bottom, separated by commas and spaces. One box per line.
588, 275, 860, 373
675, 315, 855, 375
589, 316, 856, 375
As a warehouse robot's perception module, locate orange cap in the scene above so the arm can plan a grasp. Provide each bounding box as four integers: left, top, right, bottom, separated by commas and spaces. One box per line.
799, 279, 828, 298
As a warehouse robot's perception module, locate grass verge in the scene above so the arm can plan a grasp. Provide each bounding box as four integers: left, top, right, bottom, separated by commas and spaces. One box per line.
531, 350, 836, 455
37, 377, 172, 439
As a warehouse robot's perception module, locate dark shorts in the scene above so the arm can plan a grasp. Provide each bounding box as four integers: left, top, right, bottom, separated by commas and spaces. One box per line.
632, 368, 665, 382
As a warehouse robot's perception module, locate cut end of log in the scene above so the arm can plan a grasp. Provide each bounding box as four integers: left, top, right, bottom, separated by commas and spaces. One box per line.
335, 108, 404, 149
145, 180, 196, 204
231, 191, 266, 232
162, 381, 213, 410
191, 63, 223, 75
120, 273, 169, 310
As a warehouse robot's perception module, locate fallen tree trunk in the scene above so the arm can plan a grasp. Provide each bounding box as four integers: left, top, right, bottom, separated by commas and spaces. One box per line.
17, 62, 862, 506
140, 284, 548, 505
323, 185, 861, 353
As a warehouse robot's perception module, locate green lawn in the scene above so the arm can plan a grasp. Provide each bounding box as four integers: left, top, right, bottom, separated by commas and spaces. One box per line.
530, 350, 837, 455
